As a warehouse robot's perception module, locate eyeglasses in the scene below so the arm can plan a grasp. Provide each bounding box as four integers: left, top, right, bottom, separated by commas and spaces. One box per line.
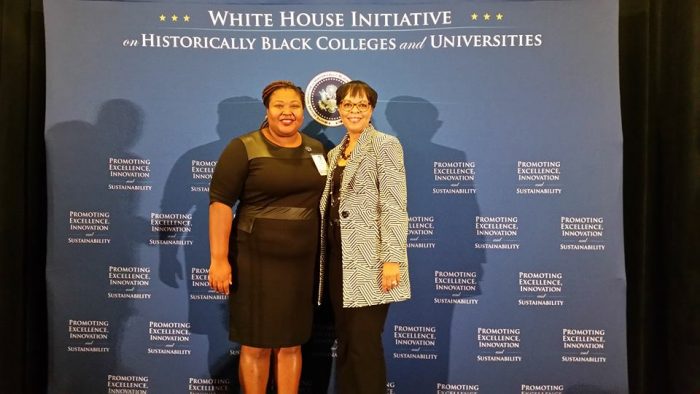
340, 101, 371, 112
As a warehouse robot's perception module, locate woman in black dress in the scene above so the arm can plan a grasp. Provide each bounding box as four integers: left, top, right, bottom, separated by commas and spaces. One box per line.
208, 81, 326, 393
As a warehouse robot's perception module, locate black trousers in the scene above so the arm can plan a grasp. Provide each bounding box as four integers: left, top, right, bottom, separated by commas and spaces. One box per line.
328, 219, 390, 394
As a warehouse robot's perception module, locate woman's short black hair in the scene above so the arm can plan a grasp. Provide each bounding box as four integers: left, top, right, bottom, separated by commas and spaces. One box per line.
335, 80, 378, 108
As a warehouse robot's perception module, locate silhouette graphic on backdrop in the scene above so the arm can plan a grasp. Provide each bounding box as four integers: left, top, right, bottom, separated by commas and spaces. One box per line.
386, 96, 486, 391
46, 99, 147, 391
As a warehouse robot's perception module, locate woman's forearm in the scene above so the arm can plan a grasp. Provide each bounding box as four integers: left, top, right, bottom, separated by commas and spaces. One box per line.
209, 201, 233, 261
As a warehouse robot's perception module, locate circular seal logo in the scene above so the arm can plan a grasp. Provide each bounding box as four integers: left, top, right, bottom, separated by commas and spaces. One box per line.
305, 71, 351, 127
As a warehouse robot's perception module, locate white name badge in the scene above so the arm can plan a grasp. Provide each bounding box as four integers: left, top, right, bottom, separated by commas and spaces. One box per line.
311, 154, 328, 176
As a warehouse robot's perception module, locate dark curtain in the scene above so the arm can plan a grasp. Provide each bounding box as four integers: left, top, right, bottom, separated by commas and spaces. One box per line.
1, 0, 697, 393
621, 0, 700, 393
0, 0, 47, 393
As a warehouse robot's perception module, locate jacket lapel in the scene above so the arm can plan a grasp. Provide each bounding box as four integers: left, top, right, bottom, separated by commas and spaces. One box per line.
341, 126, 376, 191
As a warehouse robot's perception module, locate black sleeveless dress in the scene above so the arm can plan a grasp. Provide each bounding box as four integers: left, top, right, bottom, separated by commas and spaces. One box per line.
210, 130, 326, 347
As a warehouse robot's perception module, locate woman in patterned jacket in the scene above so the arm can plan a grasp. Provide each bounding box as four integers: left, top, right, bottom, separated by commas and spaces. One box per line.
319, 80, 411, 393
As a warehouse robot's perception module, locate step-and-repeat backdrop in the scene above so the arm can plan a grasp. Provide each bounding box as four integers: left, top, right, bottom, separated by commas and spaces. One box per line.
44, 1, 626, 393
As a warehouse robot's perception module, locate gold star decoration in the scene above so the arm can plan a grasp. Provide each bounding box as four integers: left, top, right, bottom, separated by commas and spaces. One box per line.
471, 13, 479, 21
159, 14, 166, 22
496, 13, 504, 21
183, 15, 191, 22
483, 13, 491, 21
171, 14, 178, 22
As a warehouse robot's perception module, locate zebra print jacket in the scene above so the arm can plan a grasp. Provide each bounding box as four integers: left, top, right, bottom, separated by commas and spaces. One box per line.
318, 126, 411, 307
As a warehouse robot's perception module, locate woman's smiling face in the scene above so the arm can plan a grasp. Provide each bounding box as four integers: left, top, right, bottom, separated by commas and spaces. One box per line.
266, 88, 304, 137
339, 92, 373, 134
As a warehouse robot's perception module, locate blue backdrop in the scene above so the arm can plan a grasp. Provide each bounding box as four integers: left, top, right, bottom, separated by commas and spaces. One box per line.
44, 1, 626, 393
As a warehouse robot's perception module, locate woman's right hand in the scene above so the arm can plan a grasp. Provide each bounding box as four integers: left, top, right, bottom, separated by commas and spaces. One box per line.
209, 258, 232, 295
209, 202, 234, 295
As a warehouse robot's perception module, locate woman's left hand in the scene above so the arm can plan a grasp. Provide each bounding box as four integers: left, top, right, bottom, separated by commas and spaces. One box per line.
382, 262, 401, 292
